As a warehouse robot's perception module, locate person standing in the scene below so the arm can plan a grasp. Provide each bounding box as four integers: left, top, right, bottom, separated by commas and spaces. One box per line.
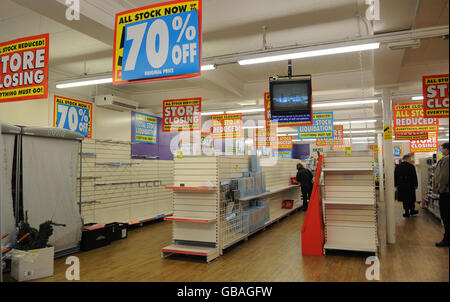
296, 163, 314, 211
395, 154, 419, 217
434, 142, 449, 247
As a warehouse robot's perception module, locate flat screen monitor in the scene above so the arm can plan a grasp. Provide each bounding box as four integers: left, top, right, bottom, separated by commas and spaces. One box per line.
269, 79, 312, 116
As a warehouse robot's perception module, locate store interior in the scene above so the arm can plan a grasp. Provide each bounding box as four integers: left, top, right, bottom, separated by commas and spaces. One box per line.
0, 0, 449, 283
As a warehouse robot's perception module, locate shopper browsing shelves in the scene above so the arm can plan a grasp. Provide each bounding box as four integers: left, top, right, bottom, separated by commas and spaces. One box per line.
296, 163, 314, 211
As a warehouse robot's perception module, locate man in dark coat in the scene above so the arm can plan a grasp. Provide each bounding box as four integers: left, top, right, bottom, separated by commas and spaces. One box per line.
296, 163, 314, 211
395, 154, 419, 217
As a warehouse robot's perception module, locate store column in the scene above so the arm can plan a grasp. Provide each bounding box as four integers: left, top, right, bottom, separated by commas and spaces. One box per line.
377, 133, 384, 202
382, 89, 396, 244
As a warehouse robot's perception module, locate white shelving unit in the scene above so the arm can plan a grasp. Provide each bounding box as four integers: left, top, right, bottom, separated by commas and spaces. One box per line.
77, 139, 174, 225
420, 157, 441, 219
322, 151, 378, 254
162, 156, 302, 262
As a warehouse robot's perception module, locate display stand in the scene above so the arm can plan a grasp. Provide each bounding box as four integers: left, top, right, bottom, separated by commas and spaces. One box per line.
322, 151, 378, 254
162, 156, 302, 262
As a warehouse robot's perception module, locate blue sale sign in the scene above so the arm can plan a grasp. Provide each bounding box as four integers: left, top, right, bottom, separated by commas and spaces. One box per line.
119, 1, 201, 83
54, 95, 92, 138
133, 112, 158, 144
298, 112, 334, 139
393, 145, 402, 157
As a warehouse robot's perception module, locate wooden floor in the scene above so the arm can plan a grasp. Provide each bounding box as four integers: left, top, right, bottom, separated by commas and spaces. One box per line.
20, 201, 449, 282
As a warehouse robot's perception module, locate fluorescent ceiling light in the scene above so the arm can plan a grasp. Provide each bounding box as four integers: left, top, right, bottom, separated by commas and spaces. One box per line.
226, 108, 265, 114
348, 136, 376, 140
277, 133, 297, 136
201, 111, 224, 116
412, 96, 424, 101
353, 141, 375, 144
313, 99, 378, 108
344, 129, 377, 134
201, 64, 216, 71
335, 119, 378, 125
238, 43, 380, 65
56, 75, 112, 88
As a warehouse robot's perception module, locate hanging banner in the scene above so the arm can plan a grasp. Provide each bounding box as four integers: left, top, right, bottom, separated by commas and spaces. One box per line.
333, 138, 352, 151
277, 136, 293, 149
298, 112, 334, 139
410, 132, 438, 153
264, 92, 313, 127
254, 128, 277, 147
276, 149, 292, 159
163, 98, 201, 132
316, 125, 344, 145
211, 113, 242, 139
393, 102, 439, 133
393, 145, 402, 157
113, 0, 202, 85
132, 112, 158, 143
394, 132, 428, 140
0, 33, 49, 103
54, 95, 92, 138
422, 74, 449, 118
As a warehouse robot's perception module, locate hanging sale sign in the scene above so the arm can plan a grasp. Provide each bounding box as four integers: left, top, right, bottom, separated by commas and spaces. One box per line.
422, 74, 449, 118
332, 138, 352, 151
113, 0, 202, 85
410, 132, 438, 153
54, 95, 92, 138
264, 92, 313, 127
132, 112, 158, 143
277, 136, 293, 149
316, 125, 344, 145
393, 102, 439, 133
211, 113, 243, 139
0, 33, 49, 103
254, 128, 277, 147
298, 112, 334, 139
163, 98, 201, 132
276, 149, 292, 159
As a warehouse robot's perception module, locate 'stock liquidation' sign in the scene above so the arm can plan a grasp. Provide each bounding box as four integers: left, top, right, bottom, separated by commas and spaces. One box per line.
393, 102, 439, 133
422, 74, 449, 118
54, 95, 92, 138
410, 132, 438, 153
0, 34, 49, 103
298, 112, 334, 139
163, 98, 201, 131
113, 0, 201, 85
133, 112, 158, 143
211, 113, 242, 139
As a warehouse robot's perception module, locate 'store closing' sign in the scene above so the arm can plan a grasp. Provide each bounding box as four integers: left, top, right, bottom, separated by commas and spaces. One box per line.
422, 74, 449, 118
393, 102, 439, 133
163, 98, 201, 131
410, 132, 438, 153
0, 33, 49, 103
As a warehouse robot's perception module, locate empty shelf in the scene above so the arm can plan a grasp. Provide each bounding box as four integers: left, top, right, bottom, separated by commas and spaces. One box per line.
161, 244, 219, 262
165, 186, 217, 191
324, 241, 377, 252
239, 185, 299, 201
323, 200, 375, 205
164, 216, 217, 223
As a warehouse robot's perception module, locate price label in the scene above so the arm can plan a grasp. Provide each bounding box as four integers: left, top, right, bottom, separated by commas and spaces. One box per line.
54, 95, 92, 138
114, 0, 201, 84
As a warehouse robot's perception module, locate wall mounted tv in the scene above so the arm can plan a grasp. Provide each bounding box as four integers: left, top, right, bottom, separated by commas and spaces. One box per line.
269, 78, 312, 116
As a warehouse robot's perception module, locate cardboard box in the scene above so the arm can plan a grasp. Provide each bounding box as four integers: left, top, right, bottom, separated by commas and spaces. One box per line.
11, 246, 54, 282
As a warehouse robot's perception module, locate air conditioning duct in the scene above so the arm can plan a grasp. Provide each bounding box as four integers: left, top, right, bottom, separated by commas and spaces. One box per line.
94, 95, 139, 111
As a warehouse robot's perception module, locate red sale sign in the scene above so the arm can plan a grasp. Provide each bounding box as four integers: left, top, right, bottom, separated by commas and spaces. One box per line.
254, 128, 277, 147
0, 33, 49, 103
277, 136, 293, 149
410, 132, 438, 153
422, 74, 449, 118
316, 125, 344, 145
163, 98, 201, 131
211, 113, 242, 139
393, 102, 439, 133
